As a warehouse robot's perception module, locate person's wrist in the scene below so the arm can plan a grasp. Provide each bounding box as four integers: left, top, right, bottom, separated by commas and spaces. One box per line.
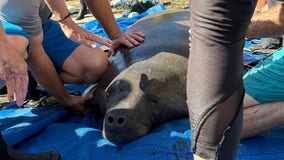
57, 12, 71, 23
56, 93, 72, 107
110, 31, 123, 40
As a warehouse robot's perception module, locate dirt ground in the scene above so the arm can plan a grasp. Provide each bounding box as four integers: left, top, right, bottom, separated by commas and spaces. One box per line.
0, 0, 189, 107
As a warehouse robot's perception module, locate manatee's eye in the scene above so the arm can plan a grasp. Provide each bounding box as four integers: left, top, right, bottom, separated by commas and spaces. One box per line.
106, 79, 132, 100
117, 86, 124, 92
109, 85, 123, 93
108, 80, 127, 93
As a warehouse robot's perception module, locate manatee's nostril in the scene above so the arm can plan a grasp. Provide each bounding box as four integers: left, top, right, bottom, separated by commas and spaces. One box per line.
108, 116, 114, 124
117, 117, 125, 125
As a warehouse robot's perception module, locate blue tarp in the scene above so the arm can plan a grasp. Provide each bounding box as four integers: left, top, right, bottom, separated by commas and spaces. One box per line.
1, 4, 284, 160
243, 38, 268, 65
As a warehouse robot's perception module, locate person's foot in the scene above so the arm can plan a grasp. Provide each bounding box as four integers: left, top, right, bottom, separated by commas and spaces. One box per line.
7, 147, 60, 160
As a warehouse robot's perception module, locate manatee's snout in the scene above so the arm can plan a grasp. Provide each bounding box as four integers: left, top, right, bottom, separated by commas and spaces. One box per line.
103, 108, 151, 144
105, 111, 126, 126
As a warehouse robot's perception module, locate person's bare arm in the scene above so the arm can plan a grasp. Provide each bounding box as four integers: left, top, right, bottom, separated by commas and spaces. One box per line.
247, 3, 284, 38
84, 0, 144, 55
26, 33, 92, 114
44, 0, 112, 48
0, 22, 28, 106
84, 0, 123, 40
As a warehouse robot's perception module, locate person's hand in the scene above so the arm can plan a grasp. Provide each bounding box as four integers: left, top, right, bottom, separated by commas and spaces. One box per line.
109, 31, 145, 56
60, 19, 112, 48
64, 94, 94, 115
0, 45, 28, 106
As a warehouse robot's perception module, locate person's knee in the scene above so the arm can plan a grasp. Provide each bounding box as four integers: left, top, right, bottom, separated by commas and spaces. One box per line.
86, 52, 109, 82
7, 35, 29, 60
77, 50, 109, 83
61, 45, 109, 83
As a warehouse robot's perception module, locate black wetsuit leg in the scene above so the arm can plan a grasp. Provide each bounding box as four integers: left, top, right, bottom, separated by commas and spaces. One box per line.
0, 132, 61, 160
187, 0, 256, 159
0, 132, 9, 159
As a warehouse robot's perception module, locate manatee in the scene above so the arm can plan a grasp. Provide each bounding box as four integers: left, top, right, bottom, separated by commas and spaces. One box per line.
89, 10, 190, 143
88, 9, 283, 144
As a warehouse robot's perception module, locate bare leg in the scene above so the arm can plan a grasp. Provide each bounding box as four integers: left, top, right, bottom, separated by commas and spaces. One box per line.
7, 35, 29, 60
243, 93, 260, 108
242, 93, 284, 139
59, 45, 109, 84
242, 101, 284, 139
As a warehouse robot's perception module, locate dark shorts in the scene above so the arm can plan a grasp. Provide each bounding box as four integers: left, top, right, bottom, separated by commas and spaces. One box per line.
42, 20, 80, 73
1, 21, 30, 54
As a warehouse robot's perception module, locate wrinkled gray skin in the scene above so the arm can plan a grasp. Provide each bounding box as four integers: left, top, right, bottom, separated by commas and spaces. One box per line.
89, 10, 190, 143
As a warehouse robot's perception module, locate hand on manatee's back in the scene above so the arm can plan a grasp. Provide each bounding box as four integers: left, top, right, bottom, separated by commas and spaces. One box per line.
109, 31, 145, 56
